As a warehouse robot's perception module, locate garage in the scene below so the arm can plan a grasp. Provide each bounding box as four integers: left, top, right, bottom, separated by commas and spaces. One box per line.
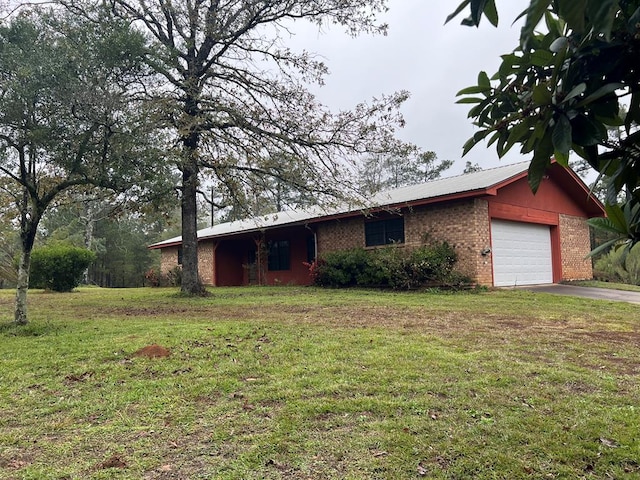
491, 219, 553, 287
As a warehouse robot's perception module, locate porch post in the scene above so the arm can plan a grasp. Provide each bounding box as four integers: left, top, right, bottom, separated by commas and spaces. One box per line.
254, 233, 267, 286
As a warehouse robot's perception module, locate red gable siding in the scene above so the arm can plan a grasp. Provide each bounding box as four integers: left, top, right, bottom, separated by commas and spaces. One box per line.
490, 174, 590, 218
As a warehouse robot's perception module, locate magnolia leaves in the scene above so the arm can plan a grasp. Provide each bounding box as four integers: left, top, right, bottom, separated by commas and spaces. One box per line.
446, 0, 498, 28
456, 73, 621, 195
588, 202, 640, 257
447, 0, 640, 251
450, 1, 636, 195
448, 0, 621, 40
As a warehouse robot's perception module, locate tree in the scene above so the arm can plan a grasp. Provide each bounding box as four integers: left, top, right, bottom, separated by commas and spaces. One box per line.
92, 0, 411, 295
89, 214, 164, 287
0, 9, 169, 324
203, 152, 320, 222
463, 161, 482, 174
0, 177, 18, 289
448, 0, 640, 252
358, 147, 452, 195
39, 195, 175, 287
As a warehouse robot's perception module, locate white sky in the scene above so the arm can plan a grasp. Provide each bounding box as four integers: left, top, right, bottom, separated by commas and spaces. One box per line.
291, 1, 529, 176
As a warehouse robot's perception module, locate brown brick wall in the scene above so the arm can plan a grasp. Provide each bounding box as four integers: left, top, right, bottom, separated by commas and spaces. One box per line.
198, 241, 215, 285
559, 214, 593, 280
160, 247, 179, 274
159, 243, 216, 285
405, 199, 492, 284
316, 217, 365, 253
315, 199, 493, 285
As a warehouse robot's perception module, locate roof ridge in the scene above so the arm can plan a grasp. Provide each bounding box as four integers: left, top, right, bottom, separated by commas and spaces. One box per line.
376, 160, 529, 197
442, 159, 529, 181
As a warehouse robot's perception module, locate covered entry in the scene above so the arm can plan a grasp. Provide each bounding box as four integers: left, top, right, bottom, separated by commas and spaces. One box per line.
491, 219, 553, 287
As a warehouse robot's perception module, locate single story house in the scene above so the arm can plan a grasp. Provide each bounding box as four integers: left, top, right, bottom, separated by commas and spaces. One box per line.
149, 161, 605, 287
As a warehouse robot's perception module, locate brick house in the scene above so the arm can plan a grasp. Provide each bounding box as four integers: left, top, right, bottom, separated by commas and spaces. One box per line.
149, 161, 605, 287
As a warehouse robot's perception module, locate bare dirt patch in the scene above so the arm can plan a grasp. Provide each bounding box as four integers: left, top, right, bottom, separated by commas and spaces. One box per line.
94, 454, 127, 470
0, 452, 34, 471
133, 344, 171, 358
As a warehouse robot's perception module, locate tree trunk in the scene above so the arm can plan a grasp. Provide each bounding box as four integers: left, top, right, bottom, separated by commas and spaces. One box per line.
179, 76, 208, 296
180, 131, 207, 295
14, 248, 31, 325
82, 199, 94, 285
14, 216, 37, 326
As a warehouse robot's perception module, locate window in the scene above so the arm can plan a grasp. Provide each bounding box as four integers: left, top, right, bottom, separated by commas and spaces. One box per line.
268, 240, 290, 271
365, 217, 404, 246
177, 247, 183, 265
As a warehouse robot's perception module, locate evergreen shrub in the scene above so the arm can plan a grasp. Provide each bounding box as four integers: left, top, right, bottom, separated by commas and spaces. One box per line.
30, 244, 96, 292
311, 242, 471, 290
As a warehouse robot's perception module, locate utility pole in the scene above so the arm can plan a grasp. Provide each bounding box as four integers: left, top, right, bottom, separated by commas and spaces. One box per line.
211, 185, 216, 227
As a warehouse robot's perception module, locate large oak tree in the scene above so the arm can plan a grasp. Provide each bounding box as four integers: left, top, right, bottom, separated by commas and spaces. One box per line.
87, 0, 411, 295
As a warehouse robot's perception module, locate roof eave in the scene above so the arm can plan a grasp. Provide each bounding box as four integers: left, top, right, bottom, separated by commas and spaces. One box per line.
148, 240, 182, 250
148, 163, 542, 249
148, 187, 508, 249
547, 164, 606, 217
362, 187, 499, 213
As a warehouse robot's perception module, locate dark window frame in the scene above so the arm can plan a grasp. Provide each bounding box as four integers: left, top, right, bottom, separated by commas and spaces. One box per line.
306, 235, 316, 263
177, 247, 183, 265
365, 217, 405, 247
268, 240, 290, 271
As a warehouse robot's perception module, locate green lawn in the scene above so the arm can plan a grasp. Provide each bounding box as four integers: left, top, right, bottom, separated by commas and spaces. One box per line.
0, 286, 638, 479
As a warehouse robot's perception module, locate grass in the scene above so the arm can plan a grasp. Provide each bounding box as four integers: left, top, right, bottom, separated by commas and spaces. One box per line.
564, 279, 640, 292
0, 286, 639, 479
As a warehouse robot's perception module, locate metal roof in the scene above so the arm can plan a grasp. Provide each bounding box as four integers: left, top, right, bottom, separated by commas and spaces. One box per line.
150, 161, 531, 248
367, 160, 530, 207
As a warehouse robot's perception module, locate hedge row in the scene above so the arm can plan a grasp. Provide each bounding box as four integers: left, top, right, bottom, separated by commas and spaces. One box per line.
309, 242, 471, 290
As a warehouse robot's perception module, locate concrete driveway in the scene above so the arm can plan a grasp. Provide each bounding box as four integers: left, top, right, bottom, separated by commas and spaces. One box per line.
523, 284, 640, 304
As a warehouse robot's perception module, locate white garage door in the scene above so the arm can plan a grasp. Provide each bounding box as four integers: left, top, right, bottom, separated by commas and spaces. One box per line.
491, 219, 553, 287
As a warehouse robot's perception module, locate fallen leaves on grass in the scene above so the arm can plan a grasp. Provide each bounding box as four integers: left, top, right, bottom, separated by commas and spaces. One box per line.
5, 459, 29, 470
64, 371, 94, 383
599, 437, 619, 448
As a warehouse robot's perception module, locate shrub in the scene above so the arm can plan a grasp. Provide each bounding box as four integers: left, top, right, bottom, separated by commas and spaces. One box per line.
30, 244, 96, 292
144, 268, 161, 287
312, 242, 470, 290
594, 243, 640, 285
312, 248, 375, 287
145, 266, 182, 287
164, 266, 182, 287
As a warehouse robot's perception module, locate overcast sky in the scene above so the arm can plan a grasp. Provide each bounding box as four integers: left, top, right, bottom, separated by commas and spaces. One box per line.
291, 1, 529, 176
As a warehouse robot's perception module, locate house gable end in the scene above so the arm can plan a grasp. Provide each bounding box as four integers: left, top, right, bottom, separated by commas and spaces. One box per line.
488, 164, 604, 219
